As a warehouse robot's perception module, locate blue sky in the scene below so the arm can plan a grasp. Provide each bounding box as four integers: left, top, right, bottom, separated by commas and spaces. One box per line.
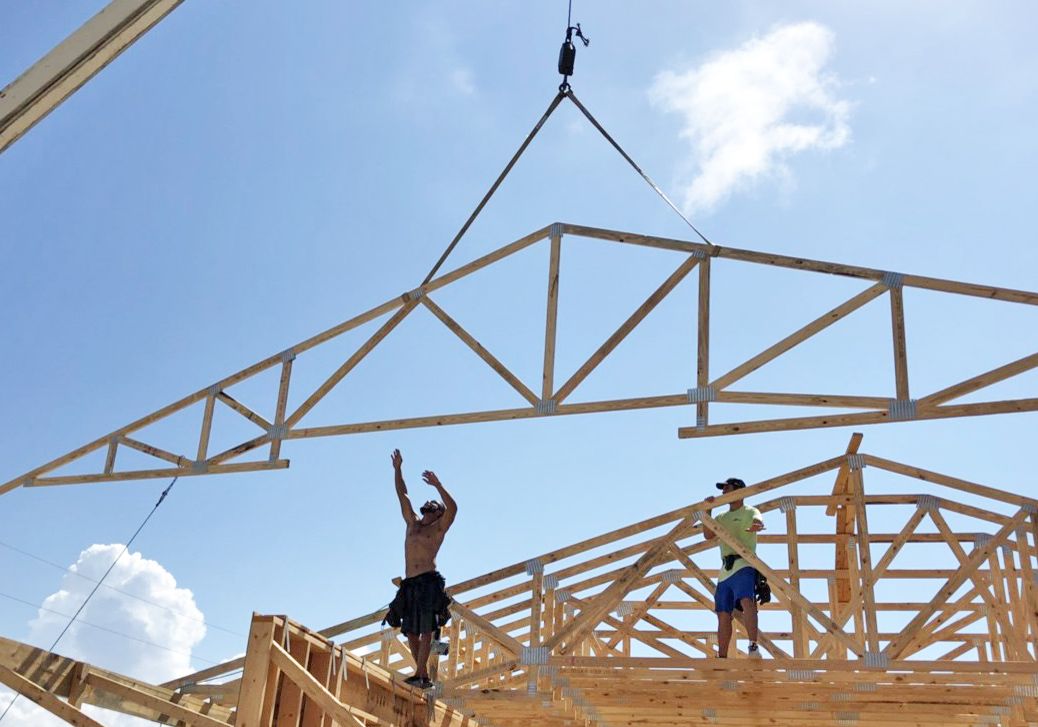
2, 2, 1037, 721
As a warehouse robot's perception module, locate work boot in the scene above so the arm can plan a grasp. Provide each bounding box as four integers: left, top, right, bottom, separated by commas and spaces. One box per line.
748, 643, 761, 659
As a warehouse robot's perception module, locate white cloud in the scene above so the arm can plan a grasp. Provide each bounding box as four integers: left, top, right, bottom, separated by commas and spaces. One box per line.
649, 21, 851, 215
2, 544, 206, 726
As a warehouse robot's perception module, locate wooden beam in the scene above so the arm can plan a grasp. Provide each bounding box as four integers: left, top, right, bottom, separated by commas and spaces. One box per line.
917, 350, 1038, 408
696, 255, 711, 427
884, 507, 1031, 658
421, 296, 539, 405
710, 284, 887, 391
553, 253, 700, 403
542, 226, 562, 400
0, 663, 105, 727
889, 286, 910, 400
83, 671, 230, 727
680, 397, 1038, 438
0, 0, 185, 153
542, 517, 698, 654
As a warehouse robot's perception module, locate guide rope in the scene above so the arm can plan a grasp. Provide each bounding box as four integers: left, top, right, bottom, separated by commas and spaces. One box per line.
0, 477, 178, 725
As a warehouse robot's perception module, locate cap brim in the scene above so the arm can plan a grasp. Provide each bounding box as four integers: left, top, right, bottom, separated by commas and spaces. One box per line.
715, 482, 727, 490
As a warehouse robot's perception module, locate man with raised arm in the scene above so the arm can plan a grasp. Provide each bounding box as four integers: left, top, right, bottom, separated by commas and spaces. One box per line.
703, 477, 765, 659
384, 449, 457, 688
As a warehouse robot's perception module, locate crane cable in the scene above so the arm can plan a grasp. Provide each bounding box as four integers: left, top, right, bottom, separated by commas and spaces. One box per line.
420, 2, 711, 287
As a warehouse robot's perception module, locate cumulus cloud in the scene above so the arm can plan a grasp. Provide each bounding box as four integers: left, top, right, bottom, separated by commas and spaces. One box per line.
2, 544, 206, 726
649, 21, 851, 215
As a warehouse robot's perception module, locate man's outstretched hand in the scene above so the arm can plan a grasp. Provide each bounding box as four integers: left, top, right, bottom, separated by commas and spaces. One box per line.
422, 470, 442, 488
391, 449, 403, 470
746, 520, 765, 533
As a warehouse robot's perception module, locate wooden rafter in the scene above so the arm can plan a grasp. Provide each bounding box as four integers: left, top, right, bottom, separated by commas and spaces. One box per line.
2, 223, 1037, 493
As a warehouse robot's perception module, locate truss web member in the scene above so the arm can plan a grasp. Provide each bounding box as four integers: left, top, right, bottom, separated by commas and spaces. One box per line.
703, 477, 765, 659
383, 449, 457, 688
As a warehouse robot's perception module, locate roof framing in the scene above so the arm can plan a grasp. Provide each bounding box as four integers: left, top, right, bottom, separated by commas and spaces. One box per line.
2, 223, 1036, 494
6, 439, 1038, 725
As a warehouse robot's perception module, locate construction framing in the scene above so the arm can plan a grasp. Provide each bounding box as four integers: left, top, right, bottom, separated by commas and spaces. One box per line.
1, 223, 1036, 494
8, 438, 1035, 726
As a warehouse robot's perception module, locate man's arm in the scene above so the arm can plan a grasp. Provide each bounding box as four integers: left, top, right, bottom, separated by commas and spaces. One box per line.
701, 496, 717, 540
392, 449, 416, 525
746, 507, 765, 533
422, 470, 457, 531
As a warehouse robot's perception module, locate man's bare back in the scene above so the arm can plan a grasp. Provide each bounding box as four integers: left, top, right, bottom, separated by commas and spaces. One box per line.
392, 449, 457, 578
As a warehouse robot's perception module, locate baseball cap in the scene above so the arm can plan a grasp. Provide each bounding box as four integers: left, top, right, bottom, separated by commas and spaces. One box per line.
715, 477, 746, 490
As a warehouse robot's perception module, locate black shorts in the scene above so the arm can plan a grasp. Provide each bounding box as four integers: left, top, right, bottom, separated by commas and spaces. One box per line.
385, 571, 452, 637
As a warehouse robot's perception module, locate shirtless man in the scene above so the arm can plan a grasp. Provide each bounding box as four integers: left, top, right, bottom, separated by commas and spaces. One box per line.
386, 449, 457, 688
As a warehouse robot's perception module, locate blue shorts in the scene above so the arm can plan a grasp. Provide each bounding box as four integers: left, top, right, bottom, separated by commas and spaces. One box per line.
715, 567, 756, 613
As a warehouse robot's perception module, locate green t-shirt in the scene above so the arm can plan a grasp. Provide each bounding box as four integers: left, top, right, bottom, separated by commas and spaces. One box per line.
714, 505, 763, 582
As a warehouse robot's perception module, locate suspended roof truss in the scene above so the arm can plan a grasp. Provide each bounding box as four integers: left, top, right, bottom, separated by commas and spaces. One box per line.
2, 223, 1036, 494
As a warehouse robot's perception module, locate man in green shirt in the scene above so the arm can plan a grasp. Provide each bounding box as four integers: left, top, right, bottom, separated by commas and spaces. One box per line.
703, 477, 765, 658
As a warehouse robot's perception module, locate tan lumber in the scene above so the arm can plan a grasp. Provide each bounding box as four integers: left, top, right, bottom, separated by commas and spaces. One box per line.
680, 398, 1038, 438
889, 286, 910, 400
28, 459, 288, 486
83, 671, 230, 727
542, 226, 562, 400
0, 663, 105, 727
0, 0, 186, 154
696, 255, 711, 426
235, 616, 277, 727
449, 601, 524, 655
285, 300, 419, 428
554, 253, 700, 403
268, 643, 368, 727
884, 508, 1031, 658
918, 350, 1038, 407
268, 357, 293, 461
421, 295, 539, 404
216, 391, 272, 431
196, 393, 216, 462
710, 283, 887, 391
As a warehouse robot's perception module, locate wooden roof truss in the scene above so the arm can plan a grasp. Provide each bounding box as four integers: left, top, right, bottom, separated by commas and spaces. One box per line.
3, 223, 1036, 494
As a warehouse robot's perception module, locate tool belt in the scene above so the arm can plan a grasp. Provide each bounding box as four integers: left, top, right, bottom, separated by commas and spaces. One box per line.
722, 554, 772, 607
